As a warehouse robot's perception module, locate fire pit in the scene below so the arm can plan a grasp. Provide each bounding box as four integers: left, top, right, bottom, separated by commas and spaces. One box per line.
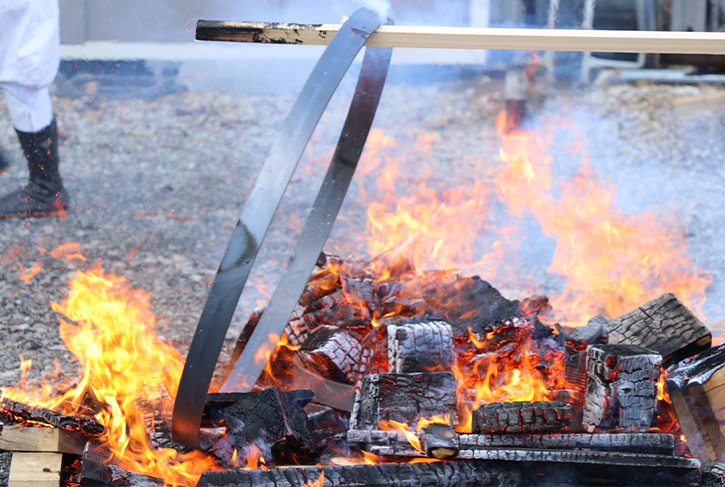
4, 6, 725, 487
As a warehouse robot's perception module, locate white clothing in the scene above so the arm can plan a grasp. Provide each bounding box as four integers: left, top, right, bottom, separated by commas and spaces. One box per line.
0, 0, 59, 132
4, 84, 52, 132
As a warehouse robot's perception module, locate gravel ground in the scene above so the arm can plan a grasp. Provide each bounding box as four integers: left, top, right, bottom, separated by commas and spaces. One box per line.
1, 66, 725, 485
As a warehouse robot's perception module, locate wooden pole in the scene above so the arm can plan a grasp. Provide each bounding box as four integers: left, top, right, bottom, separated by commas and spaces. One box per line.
196, 21, 725, 55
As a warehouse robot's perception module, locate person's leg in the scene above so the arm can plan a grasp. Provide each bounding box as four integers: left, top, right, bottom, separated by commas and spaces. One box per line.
0, 84, 68, 218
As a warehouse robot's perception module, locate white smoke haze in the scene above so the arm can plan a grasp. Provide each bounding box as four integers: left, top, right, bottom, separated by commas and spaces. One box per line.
354, 0, 394, 20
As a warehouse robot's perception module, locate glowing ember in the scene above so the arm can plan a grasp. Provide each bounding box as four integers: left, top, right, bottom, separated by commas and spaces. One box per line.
2, 265, 218, 486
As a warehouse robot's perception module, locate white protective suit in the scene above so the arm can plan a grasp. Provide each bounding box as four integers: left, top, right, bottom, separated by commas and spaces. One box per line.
0, 0, 59, 133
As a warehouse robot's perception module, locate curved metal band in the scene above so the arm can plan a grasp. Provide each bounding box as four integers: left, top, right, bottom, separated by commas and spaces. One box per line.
221, 44, 392, 393
171, 8, 384, 450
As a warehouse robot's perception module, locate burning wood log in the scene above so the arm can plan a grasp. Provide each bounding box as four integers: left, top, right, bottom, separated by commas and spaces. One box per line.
387, 321, 455, 373
420, 423, 459, 459
298, 326, 363, 385
665, 343, 725, 465
0, 425, 87, 455
79, 439, 113, 486
582, 344, 661, 432
196, 460, 522, 487
471, 401, 572, 434
350, 372, 457, 430
606, 293, 711, 364
223, 386, 316, 461
8, 452, 63, 487
348, 430, 676, 456
0, 398, 103, 436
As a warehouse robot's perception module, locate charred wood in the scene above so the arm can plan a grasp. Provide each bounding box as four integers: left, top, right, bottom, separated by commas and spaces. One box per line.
348, 430, 676, 455
565, 315, 608, 351
283, 305, 309, 348
363, 444, 699, 471
196, 460, 521, 487
420, 423, 458, 459
0, 397, 103, 436
302, 303, 370, 329
306, 404, 349, 453
206, 390, 315, 410
352, 372, 457, 430
606, 293, 711, 363
224, 386, 316, 461
387, 321, 455, 374
471, 401, 572, 434
666, 343, 725, 465
298, 326, 363, 385
299, 270, 340, 309
107, 465, 163, 487
583, 344, 661, 432
79, 439, 114, 487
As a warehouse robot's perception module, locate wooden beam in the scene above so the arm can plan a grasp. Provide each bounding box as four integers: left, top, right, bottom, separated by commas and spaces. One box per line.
8, 453, 63, 487
196, 21, 725, 55
0, 426, 87, 455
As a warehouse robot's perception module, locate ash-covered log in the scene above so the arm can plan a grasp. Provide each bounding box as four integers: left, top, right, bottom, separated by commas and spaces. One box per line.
0, 397, 103, 436
606, 293, 711, 363
582, 344, 661, 432
298, 325, 363, 385
196, 460, 521, 487
350, 372, 457, 430
348, 430, 676, 456
471, 401, 572, 434
420, 423, 459, 459
387, 321, 455, 373
565, 315, 608, 390
224, 386, 316, 461
666, 343, 725, 465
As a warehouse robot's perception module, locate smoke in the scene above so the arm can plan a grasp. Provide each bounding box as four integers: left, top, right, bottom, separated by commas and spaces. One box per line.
354, 0, 394, 20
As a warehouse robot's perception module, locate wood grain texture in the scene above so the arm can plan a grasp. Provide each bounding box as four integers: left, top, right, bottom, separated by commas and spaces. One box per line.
0, 426, 86, 455
196, 20, 725, 55
8, 453, 63, 487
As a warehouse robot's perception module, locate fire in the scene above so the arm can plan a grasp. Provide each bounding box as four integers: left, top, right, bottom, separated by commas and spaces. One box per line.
2, 265, 218, 486
494, 112, 710, 327
378, 420, 423, 453
306, 471, 324, 487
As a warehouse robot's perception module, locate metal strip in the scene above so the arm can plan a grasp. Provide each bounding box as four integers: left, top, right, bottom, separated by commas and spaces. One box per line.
220, 44, 392, 394
171, 8, 383, 450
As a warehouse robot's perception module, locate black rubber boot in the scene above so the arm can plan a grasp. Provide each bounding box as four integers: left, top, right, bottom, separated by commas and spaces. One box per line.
0, 119, 69, 218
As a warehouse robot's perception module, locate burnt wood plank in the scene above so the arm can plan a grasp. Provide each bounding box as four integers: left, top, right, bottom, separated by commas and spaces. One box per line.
472, 401, 572, 434
298, 326, 363, 385
666, 343, 725, 465
348, 430, 676, 455
387, 321, 455, 374
606, 293, 711, 363
0, 398, 103, 436
352, 372, 457, 430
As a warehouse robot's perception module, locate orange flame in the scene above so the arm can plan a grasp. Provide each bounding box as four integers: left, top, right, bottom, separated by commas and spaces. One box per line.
494, 112, 710, 326
306, 471, 325, 487
378, 420, 423, 453
2, 267, 217, 485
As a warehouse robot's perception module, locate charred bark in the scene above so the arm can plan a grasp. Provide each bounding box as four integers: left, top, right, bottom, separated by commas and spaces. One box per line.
666, 343, 725, 465
352, 372, 458, 430
387, 321, 455, 373
420, 423, 459, 459
223, 386, 316, 461
583, 344, 661, 432
0, 397, 103, 436
298, 326, 363, 385
348, 430, 676, 455
607, 293, 711, 363
79, 439, 114, 486
197, 460, 521, 487
471, 401, 572, 434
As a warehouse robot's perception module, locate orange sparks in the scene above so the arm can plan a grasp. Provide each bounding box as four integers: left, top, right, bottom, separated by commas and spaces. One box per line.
48, 242, 85, 260
18, 262, 42, 281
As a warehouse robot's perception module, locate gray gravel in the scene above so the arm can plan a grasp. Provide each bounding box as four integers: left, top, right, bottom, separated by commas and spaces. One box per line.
1, 67, 725, 485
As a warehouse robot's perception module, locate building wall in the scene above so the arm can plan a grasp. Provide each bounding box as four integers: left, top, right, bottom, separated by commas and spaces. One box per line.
59, 0, 471, 44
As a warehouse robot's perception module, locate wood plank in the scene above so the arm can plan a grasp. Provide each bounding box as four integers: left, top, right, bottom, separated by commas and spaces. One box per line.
8, 452, 63, 487
196, 21, 725, 55
0, 426, 87, 455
